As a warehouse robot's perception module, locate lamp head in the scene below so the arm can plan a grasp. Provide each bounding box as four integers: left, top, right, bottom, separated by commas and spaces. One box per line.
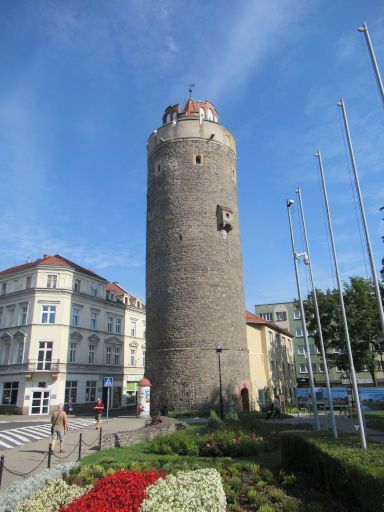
287, 199, 294, 208
216, 344, 223, 353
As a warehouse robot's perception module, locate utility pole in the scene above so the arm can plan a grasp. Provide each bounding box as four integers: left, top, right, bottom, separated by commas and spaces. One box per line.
315, 149, 367, 449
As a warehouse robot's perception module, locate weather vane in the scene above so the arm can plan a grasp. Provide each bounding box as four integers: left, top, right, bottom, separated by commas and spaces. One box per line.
188, 84, 195, 99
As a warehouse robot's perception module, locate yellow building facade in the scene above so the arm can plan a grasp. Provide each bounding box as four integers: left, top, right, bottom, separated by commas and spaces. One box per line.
246, 311, 296, 410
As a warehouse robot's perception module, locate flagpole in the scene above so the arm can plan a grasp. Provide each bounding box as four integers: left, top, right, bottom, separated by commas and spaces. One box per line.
296, 187, 338, 439
337, 98, 384, 341
286, 199, 320, 431
358, 22, 384, 107
315, 150, 367, 449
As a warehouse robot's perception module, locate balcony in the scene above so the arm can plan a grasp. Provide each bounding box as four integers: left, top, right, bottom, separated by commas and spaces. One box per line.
0, 359, 60, 373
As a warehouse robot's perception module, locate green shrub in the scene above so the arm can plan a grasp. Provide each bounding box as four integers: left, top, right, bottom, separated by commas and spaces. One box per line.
281, 430, 384, 512
258, 505, 276, 512
225, 409, 239, 421
247, 488, 259, 504
208, 409, 222, 430
282, 498, 298, 512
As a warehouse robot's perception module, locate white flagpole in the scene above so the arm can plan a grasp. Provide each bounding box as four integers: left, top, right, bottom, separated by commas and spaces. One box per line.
358, 22, 384, 107
296, 187, 338, 439
337, 99, 384, 342
315, 150, 367, 449
287, 199, 320, 431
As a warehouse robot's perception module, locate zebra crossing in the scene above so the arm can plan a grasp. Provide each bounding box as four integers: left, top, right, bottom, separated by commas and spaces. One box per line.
0, 417, 96, 450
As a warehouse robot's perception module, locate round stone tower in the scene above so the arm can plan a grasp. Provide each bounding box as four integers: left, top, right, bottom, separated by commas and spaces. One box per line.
146, 98, 251, 412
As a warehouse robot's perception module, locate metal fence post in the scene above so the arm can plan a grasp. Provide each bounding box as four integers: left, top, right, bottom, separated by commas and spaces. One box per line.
0, 455, 4, 489
48, 443, 52, 469
78, 433, 82, 461
98, 427, 102, 451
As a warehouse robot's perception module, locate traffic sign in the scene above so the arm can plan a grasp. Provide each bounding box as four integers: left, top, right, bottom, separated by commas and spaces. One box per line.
104, 377, 113, 388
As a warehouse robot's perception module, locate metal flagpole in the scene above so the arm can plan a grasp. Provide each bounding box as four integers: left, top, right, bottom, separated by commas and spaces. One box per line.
337, 99, 384, 341
287, 199, 320, 431
296, 187, 338, 439
315, 150, 367, 449
358, 22, 384, 107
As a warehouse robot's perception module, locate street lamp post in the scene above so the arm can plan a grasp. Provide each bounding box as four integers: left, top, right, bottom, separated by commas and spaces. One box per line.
216, 345, 224, 419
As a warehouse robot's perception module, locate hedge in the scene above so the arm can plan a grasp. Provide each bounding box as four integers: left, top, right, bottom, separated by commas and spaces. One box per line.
280, 430, 384, 512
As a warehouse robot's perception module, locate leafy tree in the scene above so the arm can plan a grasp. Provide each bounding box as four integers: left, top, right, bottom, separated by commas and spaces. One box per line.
302, 277, 383, 385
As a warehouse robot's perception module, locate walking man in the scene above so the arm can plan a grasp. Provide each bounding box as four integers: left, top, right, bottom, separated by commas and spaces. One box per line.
51, 403, 68, 453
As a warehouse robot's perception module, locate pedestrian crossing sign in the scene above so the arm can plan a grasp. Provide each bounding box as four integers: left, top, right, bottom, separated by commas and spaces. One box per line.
104, 377, 113, 388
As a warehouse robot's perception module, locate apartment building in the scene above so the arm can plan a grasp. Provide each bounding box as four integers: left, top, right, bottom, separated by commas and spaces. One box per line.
0, 254, 145, 415
246, 311, 295, 409
255, 301, 382, 386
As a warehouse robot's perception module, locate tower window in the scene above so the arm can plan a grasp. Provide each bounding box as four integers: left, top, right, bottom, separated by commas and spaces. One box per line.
195, 155, 202, 165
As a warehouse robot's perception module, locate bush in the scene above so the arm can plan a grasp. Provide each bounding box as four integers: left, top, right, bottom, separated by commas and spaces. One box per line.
207, 410, 222, 430
281, 430, 384, 512
140, 469, 226, 512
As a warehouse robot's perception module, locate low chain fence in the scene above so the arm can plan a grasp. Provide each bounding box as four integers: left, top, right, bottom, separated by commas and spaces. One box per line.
0, 428, 103, 489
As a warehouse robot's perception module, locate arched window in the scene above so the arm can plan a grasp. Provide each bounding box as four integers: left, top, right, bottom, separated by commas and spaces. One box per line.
214, 115, 218, 123
172, 112, 177, 121
166, 113, 171, 123
199, 108, 205, 123
207, 108, 213, 121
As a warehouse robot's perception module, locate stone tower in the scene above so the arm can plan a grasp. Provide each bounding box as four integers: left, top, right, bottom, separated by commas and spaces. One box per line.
146, 98, 251, 412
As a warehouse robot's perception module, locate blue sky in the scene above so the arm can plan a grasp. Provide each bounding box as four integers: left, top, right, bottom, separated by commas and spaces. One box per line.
0, 1, 383, 310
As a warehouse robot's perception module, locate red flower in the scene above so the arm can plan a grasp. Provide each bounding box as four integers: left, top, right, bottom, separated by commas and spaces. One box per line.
60, 470, 164, 512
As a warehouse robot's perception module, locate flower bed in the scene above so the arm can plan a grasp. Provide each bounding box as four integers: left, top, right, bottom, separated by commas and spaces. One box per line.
140, 469, 226, 512
0, 462, 78, 512
61, 470, 164, 512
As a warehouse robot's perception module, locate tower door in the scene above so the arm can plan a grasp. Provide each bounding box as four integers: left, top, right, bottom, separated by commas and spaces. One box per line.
241, 388, 250, 411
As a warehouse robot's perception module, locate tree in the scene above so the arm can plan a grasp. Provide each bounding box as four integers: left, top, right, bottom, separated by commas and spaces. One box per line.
302, 277, 383, 385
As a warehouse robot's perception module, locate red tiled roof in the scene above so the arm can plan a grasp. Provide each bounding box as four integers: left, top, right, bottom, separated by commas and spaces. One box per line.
107, 282, 146, 310
183, 99, 218, 118
0, 254, 108, 282
245, 311, 292, 337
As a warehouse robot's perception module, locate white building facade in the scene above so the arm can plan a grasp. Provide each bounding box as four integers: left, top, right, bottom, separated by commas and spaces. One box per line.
0, 255, 146, 415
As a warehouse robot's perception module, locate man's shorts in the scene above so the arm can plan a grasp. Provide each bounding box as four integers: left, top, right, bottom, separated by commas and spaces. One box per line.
52, 427, 64, 442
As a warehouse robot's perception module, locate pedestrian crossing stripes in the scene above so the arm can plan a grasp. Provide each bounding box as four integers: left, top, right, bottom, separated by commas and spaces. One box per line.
0, 418, 96, 450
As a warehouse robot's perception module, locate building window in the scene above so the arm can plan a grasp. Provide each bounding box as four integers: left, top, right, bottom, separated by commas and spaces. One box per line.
41, 305, 56, 324
312, 363, 317, 373
74, 279, 81, 292
88, 344, 95, 363
143, 322, 146, 338
275, 311, 287, 322
130, 349, 136, 366
299, 363, 308, 373
131, 320, 137, 337
195, 155, 202, 165
2, 382, 19, 405
107, 316, 113, 333
319, 363, 325, 373
114, 347, 120, 365
106, 347, 112, 364
47, 275, 57, 289
268, 331, 274, 345
0, 308, 2, 327
293, 310, 301, 320
295, 328, 304, 337
309, 345, 315, 355
91, 311, 97, 330
91, 285, 97, 297
37, 341, 53, 370
379, 361, 384, 372
16, 341, 24, 363
72, 308, 80, 327
1, 283, 7, 295
26, 276, 32, 289
85, 381, 97, 402
69, 342, 77, 363
115, 318, 121, 334
65, 381, 77, 403
142, 349, 146, 367
260, 312, 273, 321
18, 305, 28, 325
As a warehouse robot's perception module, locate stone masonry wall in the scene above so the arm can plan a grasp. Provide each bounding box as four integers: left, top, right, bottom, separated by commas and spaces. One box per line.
100, 416, 180, 449
146, 120, 251, 412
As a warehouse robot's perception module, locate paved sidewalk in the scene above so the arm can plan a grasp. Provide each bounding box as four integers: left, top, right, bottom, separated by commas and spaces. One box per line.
267, 411, 384, 442
0, 415, 145, 491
